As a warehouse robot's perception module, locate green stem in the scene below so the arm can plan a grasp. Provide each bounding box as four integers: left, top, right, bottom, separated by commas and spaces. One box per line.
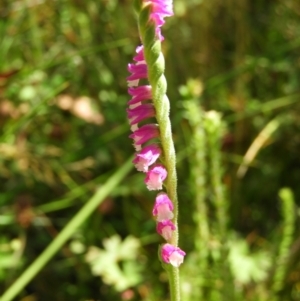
0, 157, 133, 301
140, 10, 178, 248
167, 266, 180, 301
184, 99, 209, 299
151, 65, 180, 301
204, 111, 234, 300
205, 111, 227, 240
272, 188, 296, 298
138, 5, 180, 301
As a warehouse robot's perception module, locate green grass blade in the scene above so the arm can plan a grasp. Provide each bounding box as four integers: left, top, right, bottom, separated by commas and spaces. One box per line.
0, 156, 133, 301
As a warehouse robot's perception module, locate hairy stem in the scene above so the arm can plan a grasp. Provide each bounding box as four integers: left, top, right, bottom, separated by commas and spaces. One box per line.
138, 5, 180, 301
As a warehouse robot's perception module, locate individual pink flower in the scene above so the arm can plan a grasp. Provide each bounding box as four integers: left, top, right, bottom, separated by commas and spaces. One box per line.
129, 124, 160, 150
127, 63, 148, 81
128, 46, 146, 87
145, 164, 167, 190
157, 220, 176, 240
161, 243, 186, 267
133, 45, 145, 62
128, 85, 152, 105
150, 17, 165, 40
132, 144, 161, 172
152, 192, 174, 221
147, 0, 174, 40
127, 104, 156, 125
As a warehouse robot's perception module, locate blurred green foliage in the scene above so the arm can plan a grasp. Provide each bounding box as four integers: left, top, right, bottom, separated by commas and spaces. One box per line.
0, 0, 300, 300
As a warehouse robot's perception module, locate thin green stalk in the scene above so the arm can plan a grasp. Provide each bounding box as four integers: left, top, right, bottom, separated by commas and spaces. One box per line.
204, 111, 234, 300
139, 2, 178, 246
137, 4, 180, 301
272, 188, 296, 299
167, 267, 180, 301
147, 47, 179, 247
184, 99, 209, 300
226, 93, 300, 124
145, 41, 180, 301
185, 100, 209, 250
204, 111, 227, 239
37, 172, 111, 213
0, 157, 133, 301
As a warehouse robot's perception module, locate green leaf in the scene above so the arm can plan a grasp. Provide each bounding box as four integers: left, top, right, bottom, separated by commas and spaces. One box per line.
228, 239, 271, 285
85, 235, 142, 291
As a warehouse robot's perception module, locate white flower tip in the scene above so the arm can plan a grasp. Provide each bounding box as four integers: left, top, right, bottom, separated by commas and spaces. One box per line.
134, 158, 149, 173
134, 143, 142, 151
146, 183, 162, 191
131, 124, 139, 132
128, 79, 139, 87
129, 102, 141, 109
169, 252, 185, 267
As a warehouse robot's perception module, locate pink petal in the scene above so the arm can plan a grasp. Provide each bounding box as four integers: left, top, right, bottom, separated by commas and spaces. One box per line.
152, 192, 174, 221
133, 45, 145, 62
161, 243, 186, 267
157, 220, 176, 240
145, 164, 167, 190
127, 63, 148, 81
127, 103, 156, 125
129, 124, 160, 147
132, 144, 161, 172
128, 85, 152, 105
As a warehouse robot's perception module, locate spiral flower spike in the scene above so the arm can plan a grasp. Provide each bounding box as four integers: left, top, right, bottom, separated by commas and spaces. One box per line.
127, 1, 184, 300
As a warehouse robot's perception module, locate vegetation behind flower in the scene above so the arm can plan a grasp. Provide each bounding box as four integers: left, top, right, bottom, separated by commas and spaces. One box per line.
0, 1, 300, 301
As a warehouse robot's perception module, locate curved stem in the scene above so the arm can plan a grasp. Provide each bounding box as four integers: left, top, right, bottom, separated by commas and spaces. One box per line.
141, 30, 178, 248
139, 12, 180, 301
